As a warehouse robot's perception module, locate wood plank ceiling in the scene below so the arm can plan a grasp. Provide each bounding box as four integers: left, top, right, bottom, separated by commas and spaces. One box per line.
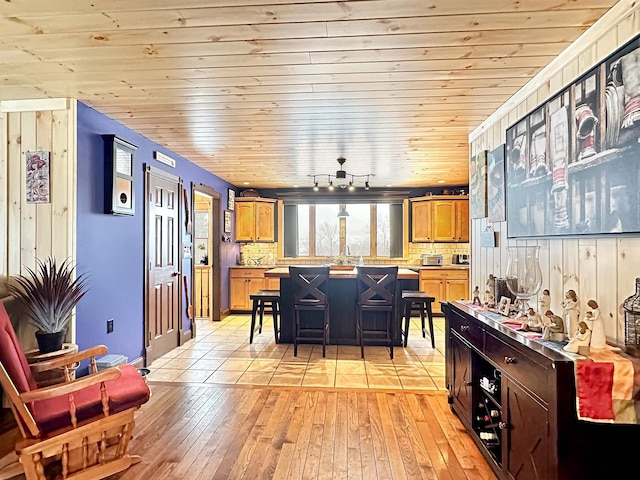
0, 0, 617, 189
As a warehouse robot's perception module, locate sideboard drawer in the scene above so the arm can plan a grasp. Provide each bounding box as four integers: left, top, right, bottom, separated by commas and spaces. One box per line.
449, 309, 484, 348
485, 332, 549, 403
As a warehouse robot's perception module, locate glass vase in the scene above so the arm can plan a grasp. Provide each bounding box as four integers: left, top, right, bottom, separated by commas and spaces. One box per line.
505, 246, 542, 313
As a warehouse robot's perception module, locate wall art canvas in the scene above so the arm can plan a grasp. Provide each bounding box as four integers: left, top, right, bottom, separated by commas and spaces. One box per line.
487, 144, 506, 222
470, 150, 488, 219
506, 34, 640, 238
224, 210, 232, 233
26, 150, 50, 204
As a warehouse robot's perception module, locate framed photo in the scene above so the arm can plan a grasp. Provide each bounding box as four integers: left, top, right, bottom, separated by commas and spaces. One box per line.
487, 144, 506, 223
224, 210, 232, 233
227, 188, 235, 211
470, 150, 488, 219
26, 150, 50, 204
498, 296, 511, 316
505, 33, 640, 238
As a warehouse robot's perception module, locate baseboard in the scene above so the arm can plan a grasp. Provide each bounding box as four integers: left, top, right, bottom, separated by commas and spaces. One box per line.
180, 327, 193, 344
129, 356, 144, 368
221, 309, 230, 319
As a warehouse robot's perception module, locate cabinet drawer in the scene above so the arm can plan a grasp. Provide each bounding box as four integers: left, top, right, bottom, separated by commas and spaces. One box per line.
230, 268, 266, 278
449, 310, 484, 347
420, 269, 468, 280
485, 332, 549, 403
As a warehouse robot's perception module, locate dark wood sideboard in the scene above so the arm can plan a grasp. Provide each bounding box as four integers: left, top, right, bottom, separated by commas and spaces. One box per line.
443, 300, 640, 480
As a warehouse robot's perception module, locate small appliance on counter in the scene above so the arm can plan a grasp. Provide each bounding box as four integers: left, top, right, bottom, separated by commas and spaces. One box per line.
422, 254, 443, 266
452, 254, 471, 265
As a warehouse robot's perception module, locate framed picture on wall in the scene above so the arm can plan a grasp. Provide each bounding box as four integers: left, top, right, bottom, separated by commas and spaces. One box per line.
470, 150, 488, 219
224, 210, 232, 233
487, 144, 506, 223
227, 188, 235, 211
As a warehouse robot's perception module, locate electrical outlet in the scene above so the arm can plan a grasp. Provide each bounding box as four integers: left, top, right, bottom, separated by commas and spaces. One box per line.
107, 319, 114, 334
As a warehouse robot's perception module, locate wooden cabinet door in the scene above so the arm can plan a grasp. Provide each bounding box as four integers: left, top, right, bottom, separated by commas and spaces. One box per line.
451, 334, 473, 420
230, 277, 250, 310
455, 200, 469, 242
446, 279, 469, 304
420, 277, 444, 313
255, 200, 275, 242
504, 379, 550, 480
235, 201, 255, 242
265, 277, 280, 290
411, 200, 432, 242
431, 200, 457, 241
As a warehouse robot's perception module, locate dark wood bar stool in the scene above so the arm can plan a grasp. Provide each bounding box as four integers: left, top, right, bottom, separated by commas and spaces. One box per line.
356, 266, 398, 359
401, 290, 435, 348
249, 289, 281, 344
290, 266, 330, 357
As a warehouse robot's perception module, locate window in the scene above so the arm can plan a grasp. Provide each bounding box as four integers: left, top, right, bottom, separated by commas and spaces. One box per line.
283, 202, 404, 258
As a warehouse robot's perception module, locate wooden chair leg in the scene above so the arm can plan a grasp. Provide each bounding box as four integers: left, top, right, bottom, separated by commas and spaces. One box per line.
322, 310, 327, 358
294, 311, 299, 357
273, 301, 280, 344
358, 310, 365, 359
258, 300, 265, 334
249, 299, 259, 344
389, 311, 394, 360
403, 301, 411, 347
426, 302, 435, 348
420, 302, 427, 338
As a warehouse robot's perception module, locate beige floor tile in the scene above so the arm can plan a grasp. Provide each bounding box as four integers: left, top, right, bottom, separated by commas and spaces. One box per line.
202, 350, 238, 359
147, 357, 172, 369
218, 359, 253, 371
392, 355, 423, 365
161, 357, 200, 369
256, 350, 286, 360
418, 353, 446, 364
399, 376, 438, 390
180, 342, 216, 352
395, 364, 429, 377
365, 364, 397, 376
190, 358, 225, 370
246, 359, 281, 372
337, 352, 365, 361
367, 375, 402, 389
302, 373, 335, 387
156, 350, 181, 359
275, 363, 307, 375
205, 370, 243, 384
173, 369, 214, 383
147, 368, 184, 382
424, 364, 446, 376
335, 374, 368, 389
336, 360, 366, 375
306, 362, 337, 375
174, 349, 208, 359
237, 372, 274, 385
364, 354, 394, 365
229, 350, 262, 359
337, 345, 362, 354
431, 376, 446, 390
280, 353, 311, 363
313, 344, 338, 355
269, 375, 303, 386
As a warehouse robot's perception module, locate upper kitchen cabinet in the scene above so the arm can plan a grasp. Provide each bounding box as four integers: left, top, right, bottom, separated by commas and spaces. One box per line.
410, 195, 469, 243
235, 197, 276, 242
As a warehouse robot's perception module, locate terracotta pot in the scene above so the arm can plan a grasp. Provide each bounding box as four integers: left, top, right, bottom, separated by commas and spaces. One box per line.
35, 331, 65, 354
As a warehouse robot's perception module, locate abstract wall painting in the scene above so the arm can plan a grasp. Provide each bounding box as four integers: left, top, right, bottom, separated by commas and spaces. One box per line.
26, 151, 50, 204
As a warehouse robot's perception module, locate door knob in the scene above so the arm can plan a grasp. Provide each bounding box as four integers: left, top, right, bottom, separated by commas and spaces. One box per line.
172, 271, 180, 277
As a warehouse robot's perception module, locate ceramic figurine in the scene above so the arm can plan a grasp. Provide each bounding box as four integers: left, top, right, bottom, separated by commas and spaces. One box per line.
563, 321, 591, 355
562, 289, 580, 336
520, 307, 544, 332
472, 286, 482, 305
542, 310, 565, 341
539, 289, 550, 315
487, 274, 496, 302
484, 291, 496, 309
585, 299, 606, 349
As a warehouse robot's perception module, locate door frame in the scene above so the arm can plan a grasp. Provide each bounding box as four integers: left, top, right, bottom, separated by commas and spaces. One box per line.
144, 165, 183, 365
191, 183, 222, 325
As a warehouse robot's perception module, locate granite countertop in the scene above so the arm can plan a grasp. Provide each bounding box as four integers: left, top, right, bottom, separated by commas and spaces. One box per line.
411, 265, 470, 270
230, 265, 277, 269
264, 267, 419, 279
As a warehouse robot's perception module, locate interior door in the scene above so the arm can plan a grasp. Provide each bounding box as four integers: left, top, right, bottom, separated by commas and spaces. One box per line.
145, 166, 181, 363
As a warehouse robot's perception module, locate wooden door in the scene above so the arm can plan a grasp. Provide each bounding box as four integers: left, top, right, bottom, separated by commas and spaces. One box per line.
145, 167, 181, 363
451, 335, 472, 420
431, 200, 457, 241
255, 200, 275, 241
411, 200, 432, 242
235, 201, 255, 241
455, 200, 470, 242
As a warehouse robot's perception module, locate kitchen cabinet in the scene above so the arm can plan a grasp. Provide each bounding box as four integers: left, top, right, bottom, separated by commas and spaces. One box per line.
229, 268, 281, 311
419, 268, 469, 314
235, 198, 276, 242
410, 195, 469, 242
443, 301, 639, 480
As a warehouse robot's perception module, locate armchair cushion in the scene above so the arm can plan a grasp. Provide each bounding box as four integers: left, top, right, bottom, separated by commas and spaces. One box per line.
31, 364, 150, 435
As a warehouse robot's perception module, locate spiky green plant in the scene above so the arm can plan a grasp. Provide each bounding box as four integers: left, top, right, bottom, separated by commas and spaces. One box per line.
4, 257, 90, 333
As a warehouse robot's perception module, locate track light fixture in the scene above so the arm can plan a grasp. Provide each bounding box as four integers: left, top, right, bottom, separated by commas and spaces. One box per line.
308, 157, 375, 191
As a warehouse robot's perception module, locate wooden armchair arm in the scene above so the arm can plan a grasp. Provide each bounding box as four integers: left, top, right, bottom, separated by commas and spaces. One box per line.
29, 345, 108, 374
19, 367, 121, 403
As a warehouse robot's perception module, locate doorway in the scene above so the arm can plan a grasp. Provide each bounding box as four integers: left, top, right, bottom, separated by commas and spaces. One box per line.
192, 184, 221, 325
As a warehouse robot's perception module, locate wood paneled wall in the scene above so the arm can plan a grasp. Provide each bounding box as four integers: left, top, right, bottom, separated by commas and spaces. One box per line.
469, 1, 640, 346
0, 98, 77, 347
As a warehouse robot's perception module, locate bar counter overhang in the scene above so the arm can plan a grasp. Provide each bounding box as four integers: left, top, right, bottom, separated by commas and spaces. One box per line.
264, 267, 419, 345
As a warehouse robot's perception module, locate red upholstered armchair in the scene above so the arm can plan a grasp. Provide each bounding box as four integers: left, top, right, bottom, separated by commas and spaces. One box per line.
0, 303, 150, 480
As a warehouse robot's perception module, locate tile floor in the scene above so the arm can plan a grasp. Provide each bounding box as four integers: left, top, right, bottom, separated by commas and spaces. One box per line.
147, 313, 447, 390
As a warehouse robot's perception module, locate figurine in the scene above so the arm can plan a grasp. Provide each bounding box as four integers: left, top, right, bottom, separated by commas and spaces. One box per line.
520, 307, 544, 332
563, 321, 591, 355
542, 310, 565, 341
484, 291, 496, 309
562, 289, 580, 336
487, 274, 496, 302
539, 289, 550, 315
585, 299, 606, 349
472, 286, 482, 305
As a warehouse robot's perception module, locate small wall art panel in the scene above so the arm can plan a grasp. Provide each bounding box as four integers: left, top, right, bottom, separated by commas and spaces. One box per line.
470, 150, 488, 219
487, 144, 506, 223
506, 34, 640, 238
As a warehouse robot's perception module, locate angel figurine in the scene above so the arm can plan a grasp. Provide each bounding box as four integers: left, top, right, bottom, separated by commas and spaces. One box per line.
472, 286, 482, 305
539, 289, 550, 315
520, 307, 544, 332
542, 310, 565, 341
563, 321, 591, 355
562, 289, 580, 336
585, 299, 606, 349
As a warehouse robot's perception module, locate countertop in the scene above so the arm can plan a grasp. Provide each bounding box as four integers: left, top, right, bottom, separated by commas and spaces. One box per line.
230, 265, 277, 269
412, 265, 470, 270
264, 267, 418, 279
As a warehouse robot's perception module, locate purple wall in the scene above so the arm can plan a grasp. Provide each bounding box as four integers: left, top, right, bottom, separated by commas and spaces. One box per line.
75, 102, 238, 364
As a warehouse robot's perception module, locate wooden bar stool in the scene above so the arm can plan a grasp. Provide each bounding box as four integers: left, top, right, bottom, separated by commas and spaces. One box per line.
290, 266, 330, 357
401, 291, 435, 348
249, 290, 281, 344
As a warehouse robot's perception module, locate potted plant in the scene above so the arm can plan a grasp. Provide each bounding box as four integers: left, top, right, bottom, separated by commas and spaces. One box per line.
4, 257, 90, 353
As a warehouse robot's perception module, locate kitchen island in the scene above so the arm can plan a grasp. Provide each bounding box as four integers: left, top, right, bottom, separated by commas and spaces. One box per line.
264, 267, 419, 345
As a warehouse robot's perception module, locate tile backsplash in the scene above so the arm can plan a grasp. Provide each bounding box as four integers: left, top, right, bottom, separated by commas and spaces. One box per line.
238, 242, 470, 266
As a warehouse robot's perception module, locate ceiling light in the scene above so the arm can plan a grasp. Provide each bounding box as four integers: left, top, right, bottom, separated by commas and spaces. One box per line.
308, 157, 374, 191
438, 179, 445, 183
243, 181, 250, 185
337, 205, 350, 217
